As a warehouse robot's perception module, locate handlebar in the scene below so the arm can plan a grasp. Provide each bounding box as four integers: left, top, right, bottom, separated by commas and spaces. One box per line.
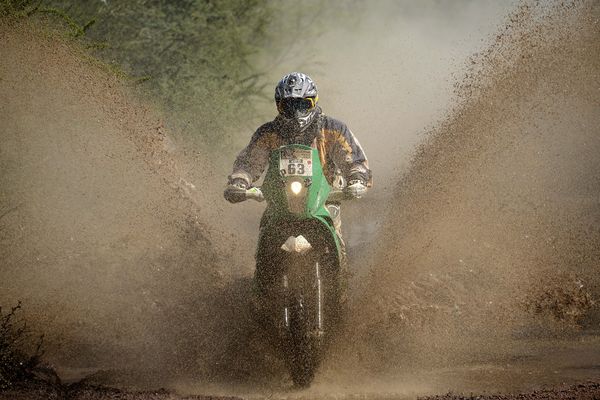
244, 187, 349, 202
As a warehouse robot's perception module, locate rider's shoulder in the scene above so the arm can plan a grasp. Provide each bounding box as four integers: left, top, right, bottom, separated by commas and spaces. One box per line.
320, 114, 350, 134
251, 120, 279, 138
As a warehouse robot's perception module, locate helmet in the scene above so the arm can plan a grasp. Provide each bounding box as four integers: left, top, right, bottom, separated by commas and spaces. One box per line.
275, 72, 319, 131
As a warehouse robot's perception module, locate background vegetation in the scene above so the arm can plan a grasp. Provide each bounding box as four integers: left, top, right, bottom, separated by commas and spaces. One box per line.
29, 0, 361, 152
0, 302, 44, 389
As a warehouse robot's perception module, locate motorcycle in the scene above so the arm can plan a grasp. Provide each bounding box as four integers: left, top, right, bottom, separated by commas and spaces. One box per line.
241, 144, 354, 387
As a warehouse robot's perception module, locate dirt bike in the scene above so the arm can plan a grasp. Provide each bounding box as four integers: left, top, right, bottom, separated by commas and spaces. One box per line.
241, 144, 352, 387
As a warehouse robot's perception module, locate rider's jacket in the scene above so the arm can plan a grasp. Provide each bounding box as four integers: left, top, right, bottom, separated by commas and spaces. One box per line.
229, 107, 372, 188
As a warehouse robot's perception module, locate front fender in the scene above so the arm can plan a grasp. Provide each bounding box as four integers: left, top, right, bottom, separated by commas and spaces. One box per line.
256, 215, 342, 268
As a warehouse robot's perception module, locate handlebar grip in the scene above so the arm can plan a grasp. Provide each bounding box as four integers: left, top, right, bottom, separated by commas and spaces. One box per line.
245, 187, 264, 202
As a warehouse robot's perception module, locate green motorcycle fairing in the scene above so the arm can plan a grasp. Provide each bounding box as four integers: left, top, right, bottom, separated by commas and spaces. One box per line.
257, 144, 342, 263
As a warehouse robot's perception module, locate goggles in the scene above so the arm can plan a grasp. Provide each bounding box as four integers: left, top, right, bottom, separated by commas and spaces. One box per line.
279, 96, 317, 117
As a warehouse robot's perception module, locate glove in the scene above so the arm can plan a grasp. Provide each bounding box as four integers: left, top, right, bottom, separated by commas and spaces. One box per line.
344, 179, 367, 199
224, 178, 248, 203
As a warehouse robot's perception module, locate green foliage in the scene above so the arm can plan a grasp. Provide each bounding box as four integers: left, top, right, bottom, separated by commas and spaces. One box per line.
0, 0, 38, 17
36, 6, 95, 36
3, 0, 347, 150
31, 2, 236, 147
0, 302, 44, 389
42, 0, 335, 150
1, 0, 95, 37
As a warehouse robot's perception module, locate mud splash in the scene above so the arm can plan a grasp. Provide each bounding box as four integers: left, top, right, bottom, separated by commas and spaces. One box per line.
0, 19, 249, 381
337, 0, 600, 380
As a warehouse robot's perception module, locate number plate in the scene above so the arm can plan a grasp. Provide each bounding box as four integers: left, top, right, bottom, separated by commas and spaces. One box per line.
279, 149, 313, 177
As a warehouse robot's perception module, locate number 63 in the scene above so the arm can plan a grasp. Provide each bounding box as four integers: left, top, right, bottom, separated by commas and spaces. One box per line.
287, 163, 304, 175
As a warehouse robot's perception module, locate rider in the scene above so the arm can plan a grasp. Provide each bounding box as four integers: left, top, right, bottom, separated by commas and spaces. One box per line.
224, 72, 372, 292
224, 71, 371, 204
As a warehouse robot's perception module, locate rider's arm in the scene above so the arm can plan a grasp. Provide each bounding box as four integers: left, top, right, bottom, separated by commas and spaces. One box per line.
229, 123, 282, 187
325, 118, 372, 187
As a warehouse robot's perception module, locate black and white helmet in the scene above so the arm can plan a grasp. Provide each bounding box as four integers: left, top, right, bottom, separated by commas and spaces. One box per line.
275, 72, 319, 131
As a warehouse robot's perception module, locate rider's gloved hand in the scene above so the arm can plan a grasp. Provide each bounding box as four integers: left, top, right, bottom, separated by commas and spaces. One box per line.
344, 179, 367, 199
224, 178, 249, 203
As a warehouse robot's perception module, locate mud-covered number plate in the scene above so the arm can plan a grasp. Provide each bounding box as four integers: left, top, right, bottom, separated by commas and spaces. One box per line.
279, 149, 313, 177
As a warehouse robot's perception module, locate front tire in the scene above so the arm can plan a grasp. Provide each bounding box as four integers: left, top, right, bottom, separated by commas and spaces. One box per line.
286, 299, 320, 387
259, 249, 340, 387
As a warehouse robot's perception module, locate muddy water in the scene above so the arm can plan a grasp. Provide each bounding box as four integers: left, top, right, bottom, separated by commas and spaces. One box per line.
172, 334, 600, 399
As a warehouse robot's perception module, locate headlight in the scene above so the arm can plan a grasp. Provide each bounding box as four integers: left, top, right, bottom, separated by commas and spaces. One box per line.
290, 181, 303, 195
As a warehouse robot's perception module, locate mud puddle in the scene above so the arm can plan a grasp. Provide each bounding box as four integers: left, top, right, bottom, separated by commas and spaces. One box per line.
165, 333, 600, 399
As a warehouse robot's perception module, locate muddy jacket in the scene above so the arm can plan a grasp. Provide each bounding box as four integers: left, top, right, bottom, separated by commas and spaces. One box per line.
229, 108, 372, 188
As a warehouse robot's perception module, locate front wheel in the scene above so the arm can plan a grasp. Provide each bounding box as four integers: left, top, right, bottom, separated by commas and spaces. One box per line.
257, 243, 341, 387
282, 256, 338, 387
285, 297, 321, 387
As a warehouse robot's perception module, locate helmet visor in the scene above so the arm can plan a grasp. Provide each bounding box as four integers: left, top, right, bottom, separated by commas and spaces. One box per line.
280, 97, 316, 118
